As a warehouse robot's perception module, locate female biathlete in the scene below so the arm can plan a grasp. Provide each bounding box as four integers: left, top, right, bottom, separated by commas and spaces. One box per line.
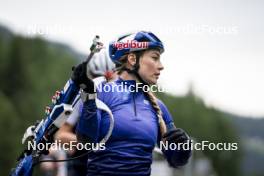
71, 31, 192, 176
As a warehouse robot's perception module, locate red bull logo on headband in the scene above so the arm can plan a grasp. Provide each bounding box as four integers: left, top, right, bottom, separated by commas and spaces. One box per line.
113, 40, 149, 50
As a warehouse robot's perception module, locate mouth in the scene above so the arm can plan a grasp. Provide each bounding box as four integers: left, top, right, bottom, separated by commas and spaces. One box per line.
154, 73, 160, 79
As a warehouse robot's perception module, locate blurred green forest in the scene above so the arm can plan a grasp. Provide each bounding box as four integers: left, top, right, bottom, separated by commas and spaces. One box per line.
0, 25, 263, 176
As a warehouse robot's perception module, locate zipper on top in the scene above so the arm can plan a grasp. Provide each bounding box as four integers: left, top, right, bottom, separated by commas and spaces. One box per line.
132, 93, 137, 117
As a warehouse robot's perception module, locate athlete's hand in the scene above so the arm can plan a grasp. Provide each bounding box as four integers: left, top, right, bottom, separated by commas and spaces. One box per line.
162, 128, 192, 167
71, 62, 95, 93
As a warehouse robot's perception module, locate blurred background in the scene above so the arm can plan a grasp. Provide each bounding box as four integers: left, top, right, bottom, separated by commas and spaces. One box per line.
0, 0, 263, 176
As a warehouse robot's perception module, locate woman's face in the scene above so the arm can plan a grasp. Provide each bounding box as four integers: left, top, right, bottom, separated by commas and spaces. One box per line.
138, 49, 164, 85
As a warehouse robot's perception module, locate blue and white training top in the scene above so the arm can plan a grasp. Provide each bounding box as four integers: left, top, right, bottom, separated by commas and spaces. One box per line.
76, 78, 191, 176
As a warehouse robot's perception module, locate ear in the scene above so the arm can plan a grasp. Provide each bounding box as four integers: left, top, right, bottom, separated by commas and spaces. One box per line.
127, 53, 137, 67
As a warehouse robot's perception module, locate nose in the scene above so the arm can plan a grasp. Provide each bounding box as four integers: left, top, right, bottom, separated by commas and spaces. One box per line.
158, 60, 164, 71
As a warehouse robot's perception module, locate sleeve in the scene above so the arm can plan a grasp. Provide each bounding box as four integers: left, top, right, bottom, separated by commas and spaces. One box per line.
75, 79, 106, 143
157, 100, 191, 167
76, 99, 101, 143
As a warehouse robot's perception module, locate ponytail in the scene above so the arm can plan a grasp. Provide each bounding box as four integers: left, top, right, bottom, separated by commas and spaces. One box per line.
144, 91, 167, 137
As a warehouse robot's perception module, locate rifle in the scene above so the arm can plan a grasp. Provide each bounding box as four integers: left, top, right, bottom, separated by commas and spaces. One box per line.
10, 36, 114, 176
